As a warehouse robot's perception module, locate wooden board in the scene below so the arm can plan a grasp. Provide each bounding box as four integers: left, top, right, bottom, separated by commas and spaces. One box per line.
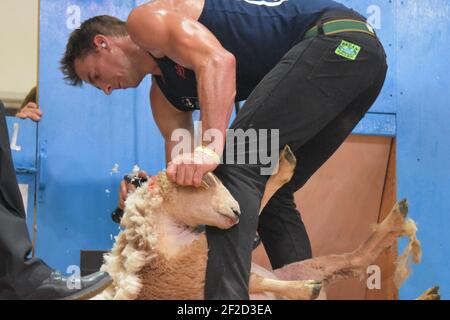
253, 135, 396, 300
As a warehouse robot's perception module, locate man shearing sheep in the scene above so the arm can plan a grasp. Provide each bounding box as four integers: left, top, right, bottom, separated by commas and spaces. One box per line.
60, 0, 387, 299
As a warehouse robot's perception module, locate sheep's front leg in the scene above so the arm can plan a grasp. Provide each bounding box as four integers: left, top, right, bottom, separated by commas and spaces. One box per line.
259, 145, 297, 214
274, 200, 420, 288
249, 273, 322, 300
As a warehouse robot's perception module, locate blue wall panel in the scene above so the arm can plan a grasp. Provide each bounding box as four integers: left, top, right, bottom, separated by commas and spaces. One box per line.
396, 0, 450, 300
38, 0, 164, 272
353, 112, 396, 137
6, 117, 38, 238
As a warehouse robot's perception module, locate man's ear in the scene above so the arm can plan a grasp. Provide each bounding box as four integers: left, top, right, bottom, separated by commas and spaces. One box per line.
93, 35, 109, 50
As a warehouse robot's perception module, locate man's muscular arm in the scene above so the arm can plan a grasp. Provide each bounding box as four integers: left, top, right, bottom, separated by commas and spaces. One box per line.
127, 5, 236, 156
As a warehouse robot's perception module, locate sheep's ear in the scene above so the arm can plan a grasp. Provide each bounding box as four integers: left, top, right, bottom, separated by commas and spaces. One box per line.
201, 173, 220, 189
210, 173, 222, 186
200, 180, 210, 190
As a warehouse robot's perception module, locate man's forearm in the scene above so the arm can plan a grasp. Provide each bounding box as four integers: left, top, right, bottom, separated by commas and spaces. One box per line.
165, 134, 194, 165
196, 53, 236, 156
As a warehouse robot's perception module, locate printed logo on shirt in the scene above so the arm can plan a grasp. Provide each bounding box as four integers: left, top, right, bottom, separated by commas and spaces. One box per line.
181, 97, 199, 109
175, 64, 186, 79
242, 0, 289, 7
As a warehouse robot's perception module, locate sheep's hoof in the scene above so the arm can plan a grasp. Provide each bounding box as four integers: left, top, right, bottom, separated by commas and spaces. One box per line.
379, 199, 409, 230
281, 145, 297, 167
299, 280, 322, 300
397, 199, 409, 218
308, 280, 322, 300
279, 280, 322, 300
417, 286, 440, 300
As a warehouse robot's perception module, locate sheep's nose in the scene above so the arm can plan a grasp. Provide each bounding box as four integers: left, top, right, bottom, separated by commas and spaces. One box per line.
233, 209, 240, 224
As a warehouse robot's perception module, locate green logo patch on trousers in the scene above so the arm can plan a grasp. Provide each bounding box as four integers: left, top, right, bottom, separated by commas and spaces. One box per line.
335, 40, 361, 60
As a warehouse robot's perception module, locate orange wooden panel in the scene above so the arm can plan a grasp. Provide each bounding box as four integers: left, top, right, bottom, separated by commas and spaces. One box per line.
365, 139, 398, 300
253, 135, 394, 300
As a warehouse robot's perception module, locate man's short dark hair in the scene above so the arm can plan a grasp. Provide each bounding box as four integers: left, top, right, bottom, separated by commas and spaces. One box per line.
60, 15, 128, 86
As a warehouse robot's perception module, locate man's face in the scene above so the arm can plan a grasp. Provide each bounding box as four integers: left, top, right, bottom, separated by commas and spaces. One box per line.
74, 37, 143, 95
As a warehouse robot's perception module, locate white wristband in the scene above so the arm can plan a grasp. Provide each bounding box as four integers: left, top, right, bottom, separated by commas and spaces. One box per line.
194, 146, 221, 164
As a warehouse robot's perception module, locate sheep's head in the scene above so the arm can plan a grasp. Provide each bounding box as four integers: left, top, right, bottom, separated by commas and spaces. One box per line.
155, 172, 241, 229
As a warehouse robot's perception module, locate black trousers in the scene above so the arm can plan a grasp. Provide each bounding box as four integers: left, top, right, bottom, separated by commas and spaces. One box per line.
205, 11, 388, 299
0, 102, 52, 299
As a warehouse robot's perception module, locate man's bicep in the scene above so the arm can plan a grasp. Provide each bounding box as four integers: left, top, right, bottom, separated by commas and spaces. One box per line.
150, 82, 193, 140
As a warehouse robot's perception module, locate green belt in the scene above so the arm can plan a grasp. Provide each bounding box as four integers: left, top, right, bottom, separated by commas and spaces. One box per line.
304, 19, 375, 39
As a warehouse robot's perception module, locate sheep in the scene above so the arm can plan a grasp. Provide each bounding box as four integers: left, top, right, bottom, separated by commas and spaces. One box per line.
92, 146, 421, 300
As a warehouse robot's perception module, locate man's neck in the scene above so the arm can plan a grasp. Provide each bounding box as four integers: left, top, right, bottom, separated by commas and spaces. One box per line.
122, 36, 161, 76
